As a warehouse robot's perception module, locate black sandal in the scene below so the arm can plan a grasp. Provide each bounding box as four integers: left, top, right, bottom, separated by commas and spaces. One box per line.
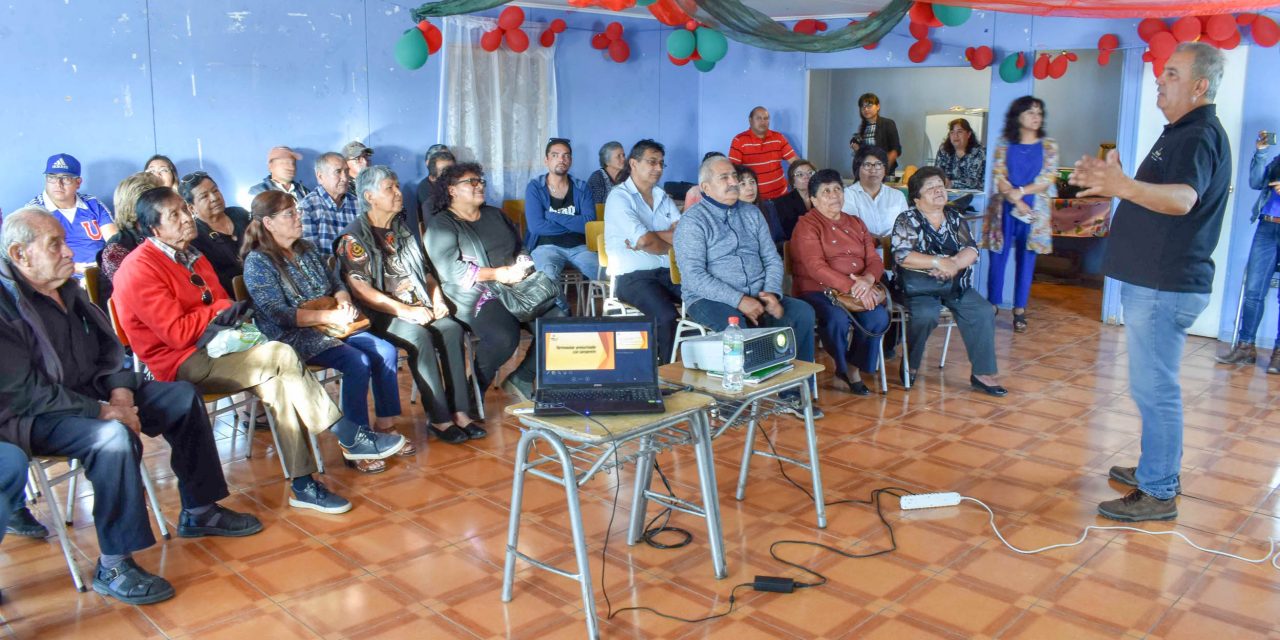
1013, 311, 1028, 333
429, 425, 469, 444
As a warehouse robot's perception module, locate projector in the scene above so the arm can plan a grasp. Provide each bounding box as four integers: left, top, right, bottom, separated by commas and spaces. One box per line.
679, 327, 796, 374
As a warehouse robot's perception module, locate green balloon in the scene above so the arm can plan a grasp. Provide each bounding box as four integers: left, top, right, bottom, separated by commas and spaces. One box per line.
932, 4, 972, 27
694, 59, 716, 72
636, 0, 658, 5
395, 29, 428, 70
998, 52, 1026, 83
695, 27, 728, 64
667, 30, 696, 60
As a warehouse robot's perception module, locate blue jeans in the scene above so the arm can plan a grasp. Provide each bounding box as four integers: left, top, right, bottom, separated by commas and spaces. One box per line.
987, 210, 1037, 308
531, 244, 601, 312
686, 295, 816, 364
798, 291, 888, 376
1235, 219, 1280, 344
1121, 283, 1209, 500
308, 332, 401, 426
0, 442, 29, 542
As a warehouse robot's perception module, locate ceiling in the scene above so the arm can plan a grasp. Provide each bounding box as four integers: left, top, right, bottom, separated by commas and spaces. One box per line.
516, 0, 888, 21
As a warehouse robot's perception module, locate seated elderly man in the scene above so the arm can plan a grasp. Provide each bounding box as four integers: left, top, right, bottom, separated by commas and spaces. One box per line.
26, 153, 118, 276
674, 156, 820, 416
249, 146, 311, 201
0, 207, 262, 605
298, 152, 358, 256
113, 188, 404, 516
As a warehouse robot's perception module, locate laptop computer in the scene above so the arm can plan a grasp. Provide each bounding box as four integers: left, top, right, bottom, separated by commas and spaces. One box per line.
533, 316, 666, 416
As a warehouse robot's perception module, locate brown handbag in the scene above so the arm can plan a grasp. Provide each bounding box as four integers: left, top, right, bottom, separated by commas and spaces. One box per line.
824, 283, 887, 314
299, 296, 370, 339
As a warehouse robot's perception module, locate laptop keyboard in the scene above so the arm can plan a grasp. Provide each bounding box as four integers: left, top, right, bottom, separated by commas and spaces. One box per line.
537, 387, 658, 408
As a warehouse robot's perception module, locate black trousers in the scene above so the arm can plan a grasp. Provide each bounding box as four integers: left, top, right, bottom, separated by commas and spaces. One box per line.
905, 287, 998, 376
615, 268, 682, 365
372, 314, 473, 423
461, 302, 564, 398
0, 442, 28, 541
28, 380, 228, 556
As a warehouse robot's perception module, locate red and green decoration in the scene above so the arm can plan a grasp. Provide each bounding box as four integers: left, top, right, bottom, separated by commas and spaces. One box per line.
666, 22, 728, 71
395, 20, 443, 70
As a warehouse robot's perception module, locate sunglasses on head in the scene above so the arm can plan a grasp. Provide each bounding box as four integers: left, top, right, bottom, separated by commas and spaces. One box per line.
179, 171, 209, 188
189, 272, 213, 306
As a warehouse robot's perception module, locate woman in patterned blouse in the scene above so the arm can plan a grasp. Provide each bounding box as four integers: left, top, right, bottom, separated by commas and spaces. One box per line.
242, 190, 409, 473
891, 167, 1005, 397
935, 118, 986, 191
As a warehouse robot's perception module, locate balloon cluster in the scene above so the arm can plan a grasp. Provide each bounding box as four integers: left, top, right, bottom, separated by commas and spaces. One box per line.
1031, 51, 1079, 79
904, 3, 970, 64
1138, 14, 1278, 77
591, 22, 631, 63
480, 6, 529, 53
666, 22, 728, 72
964, 45, 994, 70
792, 19, 827, 35
394, 20, 442, 70
1097, 34, 1119, 65
539, 19, 568, 48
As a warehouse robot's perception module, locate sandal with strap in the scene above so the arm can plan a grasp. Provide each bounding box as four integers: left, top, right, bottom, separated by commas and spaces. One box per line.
372, 425, 417, 456
344, 458, 388, 474
1013, 311, 1028, 333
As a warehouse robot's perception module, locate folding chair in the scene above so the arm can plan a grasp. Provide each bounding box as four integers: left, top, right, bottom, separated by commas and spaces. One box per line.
667, 249, 709, 363
879, 238, 955, 389
27, 456, 168, 592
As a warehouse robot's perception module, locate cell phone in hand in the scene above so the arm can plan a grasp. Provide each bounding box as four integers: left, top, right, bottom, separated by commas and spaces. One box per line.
1263, 131, 1278, 146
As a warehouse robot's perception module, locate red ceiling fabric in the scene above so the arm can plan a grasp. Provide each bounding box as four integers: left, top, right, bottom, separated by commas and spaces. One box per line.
921, 1, 1280, 18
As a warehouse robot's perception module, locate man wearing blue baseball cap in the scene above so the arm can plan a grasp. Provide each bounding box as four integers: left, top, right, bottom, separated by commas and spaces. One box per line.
25, 153, 118, 274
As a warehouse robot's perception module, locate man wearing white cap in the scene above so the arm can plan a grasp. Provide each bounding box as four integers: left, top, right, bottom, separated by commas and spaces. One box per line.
248, 146, 311, 201
25, 153, 118, 275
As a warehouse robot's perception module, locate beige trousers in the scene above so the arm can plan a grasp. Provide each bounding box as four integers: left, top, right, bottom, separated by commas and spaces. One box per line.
178, 341, 340, 478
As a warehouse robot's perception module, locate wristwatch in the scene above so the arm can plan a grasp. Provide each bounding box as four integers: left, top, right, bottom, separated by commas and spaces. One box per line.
931, 256, 941, 270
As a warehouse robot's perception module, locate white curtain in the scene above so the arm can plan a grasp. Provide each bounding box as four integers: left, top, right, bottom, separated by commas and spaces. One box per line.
442, 16, 557, 205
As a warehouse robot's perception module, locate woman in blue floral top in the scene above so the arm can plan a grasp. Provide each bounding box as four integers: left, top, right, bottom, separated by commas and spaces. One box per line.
242, 191, 407, 473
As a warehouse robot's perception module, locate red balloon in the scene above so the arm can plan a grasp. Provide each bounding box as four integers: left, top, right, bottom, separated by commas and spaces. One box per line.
480, 29, 502, 52
648, 0, 693, 27
970, 45, 993, 70
550, 18, 567, 34
685, 20, 698, 31
1098, 50, 1112, 66
605, 22, 623, 41
794, 19, 821, 35
423, 23, 442, 54
668, 53, 691, 66
1016, 52, 1026, 68
908, 38, 931, 63
1137, 18, 1168, 42
1205, 14, 1236, 41
1065, 51, 1078, 62
909, 22, 930, 40
908, 2, 942, 28
539, 29, 556, 47
1171, 17, 1201, 43
497, 6, 524, 31
1152, 57, 1166, 78
505, 28, 529, 52
1141, 50, 1153, 62
1215, 29, 1242, 49
1237, 13, 1258, 26
608, 39, 630, 63
964, 46, 975, 59
1049, 54, 1069, 79
591, 32, 610, 49
1032, 53, 1050, 79
1149, 31, 1177, 58
1253, 15, 1280, 47
1098, 33, 1119, 51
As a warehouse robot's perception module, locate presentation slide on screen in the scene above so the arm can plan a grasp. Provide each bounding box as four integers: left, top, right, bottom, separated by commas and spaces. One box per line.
545, 331, 648, 371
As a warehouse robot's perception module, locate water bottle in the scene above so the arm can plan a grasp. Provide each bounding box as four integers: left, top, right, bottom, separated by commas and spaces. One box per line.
722, 317, 745, 392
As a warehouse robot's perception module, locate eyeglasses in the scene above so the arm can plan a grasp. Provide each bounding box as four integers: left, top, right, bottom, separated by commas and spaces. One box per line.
189, 273, 213, 306
640, 159, 666, 168
861, 162, 886, 171
793, 170, 816, 179
179, 171, 209, 188
146, 166, 173, 175
270, 208, 299, 220
548, 137, 571, 146
45, 175, 78, 185
456, 177, 486, 188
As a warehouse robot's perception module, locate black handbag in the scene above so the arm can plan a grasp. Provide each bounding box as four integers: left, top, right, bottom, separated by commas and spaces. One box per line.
488, 272, 560, 322
896, 266, 962, 299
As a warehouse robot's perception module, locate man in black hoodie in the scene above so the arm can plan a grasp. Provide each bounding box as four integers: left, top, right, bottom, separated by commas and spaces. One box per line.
0, 207, 262, 605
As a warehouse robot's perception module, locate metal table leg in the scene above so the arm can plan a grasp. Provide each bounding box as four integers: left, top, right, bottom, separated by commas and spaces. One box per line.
800, 378, 827, 528
692, 411, 727, 578
735, 401, 760, 501
626, 436, 656, 546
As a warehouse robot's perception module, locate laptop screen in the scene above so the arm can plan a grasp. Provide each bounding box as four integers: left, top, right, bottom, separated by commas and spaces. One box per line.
537, 318, 657, 387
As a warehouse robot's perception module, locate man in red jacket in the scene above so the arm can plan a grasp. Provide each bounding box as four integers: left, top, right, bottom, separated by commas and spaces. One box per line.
113, 189, 405, 516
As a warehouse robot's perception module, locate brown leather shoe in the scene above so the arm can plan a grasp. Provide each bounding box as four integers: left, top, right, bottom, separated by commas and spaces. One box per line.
1269, 350, 1280, 374
1215, 342, 1256, 365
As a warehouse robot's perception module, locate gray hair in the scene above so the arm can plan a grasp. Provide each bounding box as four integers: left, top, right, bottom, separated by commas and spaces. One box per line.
597, 141, 623, 169
1176, 42, 1225, 101
354, 165, 399, 213
1, 206, 55, 259
698, 156, 732, 186
314, 152, 345, 175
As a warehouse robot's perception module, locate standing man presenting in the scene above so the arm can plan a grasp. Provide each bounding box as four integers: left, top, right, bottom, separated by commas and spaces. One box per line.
1070, 42, 1230, 522
729, 107, 798, 202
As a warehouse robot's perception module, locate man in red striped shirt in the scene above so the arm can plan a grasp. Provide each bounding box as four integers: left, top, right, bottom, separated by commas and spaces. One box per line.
729, 107, 798, 201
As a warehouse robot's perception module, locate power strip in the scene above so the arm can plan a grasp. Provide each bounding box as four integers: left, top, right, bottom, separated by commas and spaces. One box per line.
900, 492, 961, 510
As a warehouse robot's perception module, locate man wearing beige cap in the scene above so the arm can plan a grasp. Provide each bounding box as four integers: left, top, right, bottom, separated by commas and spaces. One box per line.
248, 146, 311, 201
342, 141, 374, 185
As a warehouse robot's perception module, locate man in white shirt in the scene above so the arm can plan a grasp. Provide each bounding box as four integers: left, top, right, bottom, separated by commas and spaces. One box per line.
841, 146, 907, 237
604, 139, 682, 363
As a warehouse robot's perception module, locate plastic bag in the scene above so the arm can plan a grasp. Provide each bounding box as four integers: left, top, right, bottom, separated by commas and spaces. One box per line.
206, 322, 267, 358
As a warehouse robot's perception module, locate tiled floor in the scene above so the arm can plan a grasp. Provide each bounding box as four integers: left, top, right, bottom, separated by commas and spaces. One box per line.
2, 282, 1279, 639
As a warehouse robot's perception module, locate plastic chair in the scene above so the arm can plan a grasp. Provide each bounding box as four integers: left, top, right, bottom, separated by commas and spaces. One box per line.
667, 249, 709, 363
502, 200, 526, 238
